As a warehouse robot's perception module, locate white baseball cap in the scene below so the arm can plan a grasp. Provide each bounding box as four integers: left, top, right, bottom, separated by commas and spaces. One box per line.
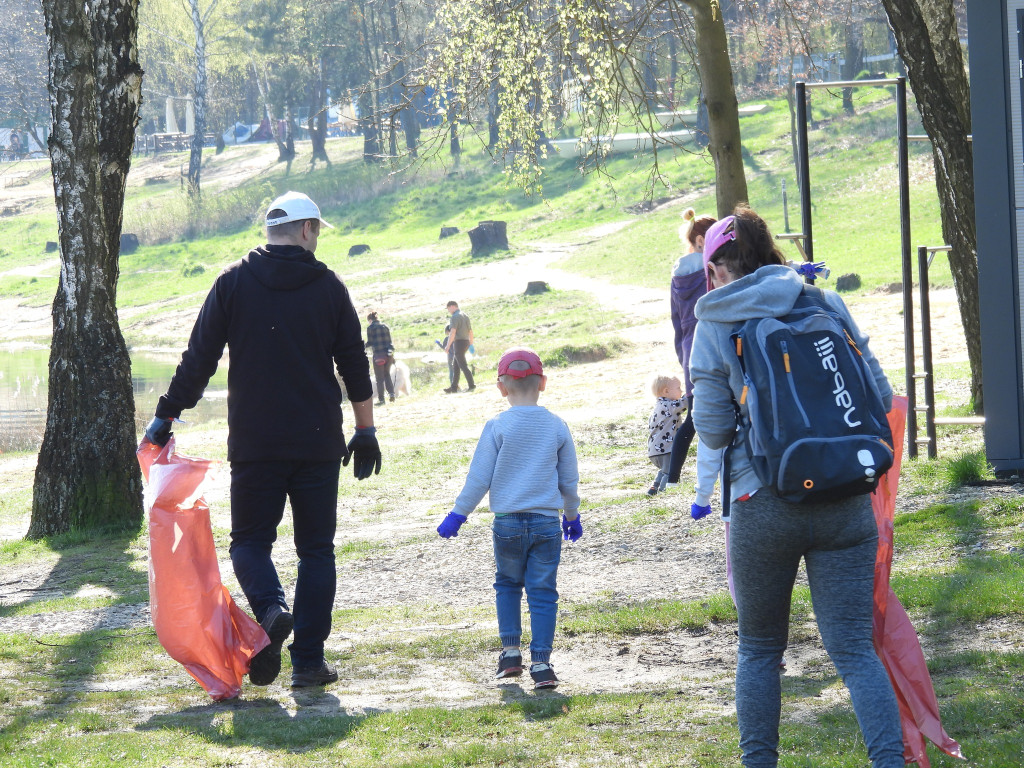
265, 191, 334, 229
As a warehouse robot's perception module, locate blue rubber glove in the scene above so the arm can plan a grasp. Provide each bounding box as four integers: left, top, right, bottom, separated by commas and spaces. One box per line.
437, 512, 467, 539
562, 514, 583, 542
144, 416, 174, 447
690, 503, 712, 521
796, 261, 830, 281
344, 426, 381, 480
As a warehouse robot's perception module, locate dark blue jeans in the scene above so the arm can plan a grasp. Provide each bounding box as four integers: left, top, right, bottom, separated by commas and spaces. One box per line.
229, 459, 340, 670
492, 513, 562, 664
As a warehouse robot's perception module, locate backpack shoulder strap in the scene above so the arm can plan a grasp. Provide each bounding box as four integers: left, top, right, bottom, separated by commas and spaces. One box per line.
793, 283, 828, 310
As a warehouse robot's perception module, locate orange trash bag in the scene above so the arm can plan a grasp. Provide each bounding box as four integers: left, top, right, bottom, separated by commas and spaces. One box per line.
871, 397, 963, 765
137, 438, 269, 700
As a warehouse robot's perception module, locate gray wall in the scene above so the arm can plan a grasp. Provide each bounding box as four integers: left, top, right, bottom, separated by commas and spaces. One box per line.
967, 0, 1024, 474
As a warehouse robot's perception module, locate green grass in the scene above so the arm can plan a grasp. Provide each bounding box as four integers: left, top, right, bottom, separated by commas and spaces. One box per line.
561, 594, 738, 636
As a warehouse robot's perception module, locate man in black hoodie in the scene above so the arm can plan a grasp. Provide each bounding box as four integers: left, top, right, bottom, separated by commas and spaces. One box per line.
144, 191, 381, 689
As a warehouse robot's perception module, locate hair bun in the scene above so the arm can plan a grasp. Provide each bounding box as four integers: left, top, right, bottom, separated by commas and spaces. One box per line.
682, 207, 696, 221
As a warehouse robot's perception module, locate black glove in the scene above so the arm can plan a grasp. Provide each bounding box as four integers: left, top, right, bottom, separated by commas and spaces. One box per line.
145, 416, 174, 447
344, 426, 381, 480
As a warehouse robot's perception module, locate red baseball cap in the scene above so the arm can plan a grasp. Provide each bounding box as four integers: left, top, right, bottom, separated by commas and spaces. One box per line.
497, 347, 544, 378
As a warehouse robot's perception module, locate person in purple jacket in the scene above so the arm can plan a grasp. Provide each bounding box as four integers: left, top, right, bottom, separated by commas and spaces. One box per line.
665, 207, 717, 486
143, 191, 382, 690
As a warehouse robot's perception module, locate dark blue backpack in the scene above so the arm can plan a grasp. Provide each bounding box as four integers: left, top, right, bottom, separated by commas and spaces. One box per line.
730, 286, 894, 503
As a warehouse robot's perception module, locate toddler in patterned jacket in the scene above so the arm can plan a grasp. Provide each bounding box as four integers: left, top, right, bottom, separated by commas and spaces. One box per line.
647, 374, 686, 496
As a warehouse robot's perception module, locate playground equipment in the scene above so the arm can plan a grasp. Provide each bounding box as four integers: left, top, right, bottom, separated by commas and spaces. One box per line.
788, 77, 978, 459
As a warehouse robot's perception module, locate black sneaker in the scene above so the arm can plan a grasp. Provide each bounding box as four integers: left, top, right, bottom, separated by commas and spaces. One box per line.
530, 662, 559, 689
466, 384, 476, 391
646, 484, 659, 497
248, 606, 293, 686
443, 386, 458, 394
291, 660, 339, 688
495, 649, 523, 679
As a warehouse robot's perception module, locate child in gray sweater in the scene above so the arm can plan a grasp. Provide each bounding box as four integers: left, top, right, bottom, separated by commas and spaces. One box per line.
436, 347, 581, 689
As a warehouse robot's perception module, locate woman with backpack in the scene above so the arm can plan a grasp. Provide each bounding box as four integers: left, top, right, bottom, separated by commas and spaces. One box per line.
689, 205, 904, 768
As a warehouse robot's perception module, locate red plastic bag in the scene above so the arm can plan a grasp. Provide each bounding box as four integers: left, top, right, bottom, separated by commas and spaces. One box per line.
871, 397, 963, 765
138, 438, 268, 700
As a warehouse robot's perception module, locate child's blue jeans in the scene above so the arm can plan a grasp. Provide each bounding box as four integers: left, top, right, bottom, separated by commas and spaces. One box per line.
492, 512, 562, 664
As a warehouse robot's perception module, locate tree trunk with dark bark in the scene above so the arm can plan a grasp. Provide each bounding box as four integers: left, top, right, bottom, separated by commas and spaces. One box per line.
487, 73, 501, 150
880, 0, 982, 410
31, 0, 144, 537
308, 58, 331, 171
683, 0, 749, 216
385, 0, 418, 156
358, 88, 380, 162
841, 8, 864, 115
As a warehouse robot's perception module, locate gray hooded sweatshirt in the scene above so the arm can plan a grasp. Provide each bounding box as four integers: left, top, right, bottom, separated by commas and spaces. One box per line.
689, 264, 893, 502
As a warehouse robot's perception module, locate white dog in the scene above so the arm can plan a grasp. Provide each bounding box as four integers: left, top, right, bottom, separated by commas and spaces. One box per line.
370, 359, 412, 400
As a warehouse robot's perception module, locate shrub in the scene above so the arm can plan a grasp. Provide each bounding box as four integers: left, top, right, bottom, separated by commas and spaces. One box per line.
180, 260, 206, 278
944, 449, 991, 487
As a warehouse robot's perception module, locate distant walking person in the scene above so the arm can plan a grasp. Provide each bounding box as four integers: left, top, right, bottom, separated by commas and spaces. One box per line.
365, 311, 396, 404
142, 191, 382, 690
444, 300, 475, 393
665, 207, 717, 487
690, 205, 903, 767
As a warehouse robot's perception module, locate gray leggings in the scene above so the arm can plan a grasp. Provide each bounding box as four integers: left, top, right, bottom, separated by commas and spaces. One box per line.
729, 491, 904, 768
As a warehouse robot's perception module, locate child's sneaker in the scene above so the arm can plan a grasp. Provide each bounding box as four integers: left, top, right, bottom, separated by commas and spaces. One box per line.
529, 662, 559, 689
646, 484, 659, 496
495, 649, 523, 679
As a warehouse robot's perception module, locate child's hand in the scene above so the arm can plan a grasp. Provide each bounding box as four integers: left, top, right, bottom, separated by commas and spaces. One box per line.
690, 503, 712, 521
437, 512, 467, 539
562, 514, 583, 542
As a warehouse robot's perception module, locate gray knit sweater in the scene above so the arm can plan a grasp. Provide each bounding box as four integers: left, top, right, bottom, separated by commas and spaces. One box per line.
452, 405, 580, 518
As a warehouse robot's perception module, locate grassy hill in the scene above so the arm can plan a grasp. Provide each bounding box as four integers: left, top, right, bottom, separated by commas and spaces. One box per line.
1, 87, 949, 344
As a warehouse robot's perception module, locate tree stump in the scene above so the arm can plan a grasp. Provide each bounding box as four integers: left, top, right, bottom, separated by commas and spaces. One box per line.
439, 226, 459, 239
468, 220, 508, 256
119, 233, 140, 254
524, 281, 549, 295
835, 273, 861, 292
348, 244, 371, 256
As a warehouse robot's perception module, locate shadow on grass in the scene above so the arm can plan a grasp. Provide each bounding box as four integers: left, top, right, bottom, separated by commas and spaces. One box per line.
138, 694, 377, 751
0, 526, 147, 621
0, 528, 151, 754
499, 685, 570, 719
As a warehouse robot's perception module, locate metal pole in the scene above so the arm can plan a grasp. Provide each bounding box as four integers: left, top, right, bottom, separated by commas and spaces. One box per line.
918, 246, 937, 459
782, 179, 790, 232
897, 78, 916, 458
795, 81, 813, 259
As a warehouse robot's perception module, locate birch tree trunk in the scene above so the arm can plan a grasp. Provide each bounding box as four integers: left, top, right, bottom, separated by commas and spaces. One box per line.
683, 0, 749, 216
186, 0, 211, 196
880, 0, 982, 410
31, 0, 144, 537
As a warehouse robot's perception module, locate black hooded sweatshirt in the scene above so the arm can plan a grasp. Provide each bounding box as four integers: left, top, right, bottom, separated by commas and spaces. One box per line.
157, 244, 372, 462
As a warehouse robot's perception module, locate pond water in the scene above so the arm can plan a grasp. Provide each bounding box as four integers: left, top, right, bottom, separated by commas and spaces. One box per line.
0, 347, 228, 453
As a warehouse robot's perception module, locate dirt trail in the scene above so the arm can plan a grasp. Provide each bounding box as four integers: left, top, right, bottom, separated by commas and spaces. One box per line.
0, 199, 988, 713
